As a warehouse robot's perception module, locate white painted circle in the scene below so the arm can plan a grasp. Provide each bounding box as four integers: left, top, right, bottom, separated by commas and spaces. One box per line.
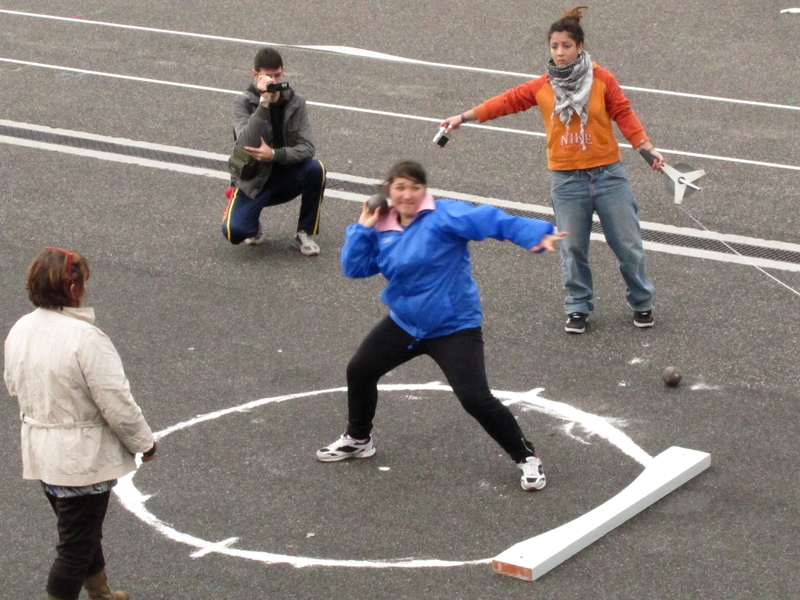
115, 383, 653, 569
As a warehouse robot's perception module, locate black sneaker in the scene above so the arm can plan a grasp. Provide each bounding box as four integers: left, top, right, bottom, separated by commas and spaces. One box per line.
564, 312, 588, 334
633, 310, 654, 328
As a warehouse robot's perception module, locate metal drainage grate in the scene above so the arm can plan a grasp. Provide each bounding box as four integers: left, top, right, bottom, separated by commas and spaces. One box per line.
3, 123, 799, 265
326, 178, 800, 264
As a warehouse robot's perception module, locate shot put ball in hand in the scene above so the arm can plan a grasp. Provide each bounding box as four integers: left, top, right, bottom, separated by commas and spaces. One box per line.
367, 193, 389, 216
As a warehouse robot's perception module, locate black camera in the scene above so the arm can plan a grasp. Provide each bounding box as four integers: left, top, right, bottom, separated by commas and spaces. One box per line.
266, 81, 289, 93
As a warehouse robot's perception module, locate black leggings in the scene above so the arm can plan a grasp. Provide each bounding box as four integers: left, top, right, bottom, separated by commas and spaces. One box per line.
346, 316, 536, 463
45, 490, 109, 600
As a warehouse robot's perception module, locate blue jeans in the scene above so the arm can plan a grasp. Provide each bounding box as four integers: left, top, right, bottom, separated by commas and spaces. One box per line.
221, 158, 325, 244
550, 161, 654, 314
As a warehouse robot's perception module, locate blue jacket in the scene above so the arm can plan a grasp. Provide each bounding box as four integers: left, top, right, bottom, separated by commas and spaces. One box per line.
341, 197, 555, 340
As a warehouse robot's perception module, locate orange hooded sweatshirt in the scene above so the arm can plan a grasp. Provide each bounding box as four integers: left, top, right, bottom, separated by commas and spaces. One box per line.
472, 63, 650, 171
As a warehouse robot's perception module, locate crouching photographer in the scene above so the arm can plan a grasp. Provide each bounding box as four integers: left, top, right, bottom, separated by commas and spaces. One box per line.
222, 48, 326, 256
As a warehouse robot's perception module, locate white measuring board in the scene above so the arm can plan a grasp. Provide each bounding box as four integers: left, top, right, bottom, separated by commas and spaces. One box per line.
493, 446, 711, 581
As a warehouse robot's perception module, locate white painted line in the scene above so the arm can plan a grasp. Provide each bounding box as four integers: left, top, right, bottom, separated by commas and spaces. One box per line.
0, 135, 228, 180
1, 9, 798, 112
3, 126, 800, 271
492, 446, 711, 581
1, 60, 798, 172
624, 237, 800, 273
504, 389, 652, 466
116, 384, 654, 568
334, 179, 557, 217
324, 189, 368, 203
191, 537, 239, 558
613, 221, 800, 253
627, 147, 800, 171
676, 206, 800, 297
0, 119, 226, 160
0, 58, 234, 94
780, 8, 800, 13
690, 383, 721, 391
10, 122, 798, 252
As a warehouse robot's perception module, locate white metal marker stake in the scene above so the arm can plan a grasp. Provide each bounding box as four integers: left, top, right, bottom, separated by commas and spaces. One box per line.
492, 446, 711, 581
640, 148, 706, 205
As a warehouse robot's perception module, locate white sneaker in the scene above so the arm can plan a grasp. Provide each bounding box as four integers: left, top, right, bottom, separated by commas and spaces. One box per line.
293, 230, 320, 256
244, 229, 267, 246
518, 455, 546, 491
316, 435, 375, 462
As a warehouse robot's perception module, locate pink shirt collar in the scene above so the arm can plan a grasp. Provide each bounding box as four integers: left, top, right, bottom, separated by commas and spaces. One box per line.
375, 193, 436, 232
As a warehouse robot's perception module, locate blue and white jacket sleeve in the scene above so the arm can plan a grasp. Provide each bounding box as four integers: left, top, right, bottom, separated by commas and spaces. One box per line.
341, 223, 381, 278
438, 200, 555, 249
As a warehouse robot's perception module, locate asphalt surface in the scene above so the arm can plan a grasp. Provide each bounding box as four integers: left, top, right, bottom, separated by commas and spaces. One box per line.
1, 2, 799, 599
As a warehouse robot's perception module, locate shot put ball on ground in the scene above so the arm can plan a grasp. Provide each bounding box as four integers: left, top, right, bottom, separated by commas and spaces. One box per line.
662, 367, 682, 387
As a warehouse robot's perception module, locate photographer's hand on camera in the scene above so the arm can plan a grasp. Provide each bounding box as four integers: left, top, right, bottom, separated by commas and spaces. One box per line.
243, 136, 276, 162
255, 73, 281, 104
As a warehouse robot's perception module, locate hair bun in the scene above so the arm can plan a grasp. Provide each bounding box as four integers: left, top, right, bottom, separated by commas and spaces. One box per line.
561, 5, 587, 20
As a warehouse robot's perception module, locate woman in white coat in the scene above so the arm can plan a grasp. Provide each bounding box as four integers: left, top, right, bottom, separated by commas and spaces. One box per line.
4, 248, 156, 600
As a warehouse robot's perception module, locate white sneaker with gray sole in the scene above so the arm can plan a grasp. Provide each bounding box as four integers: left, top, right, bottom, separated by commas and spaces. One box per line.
244, 230, 268, 246
293, 230, 320, 256
316, 435, 375, 462
518, 455, 546, 491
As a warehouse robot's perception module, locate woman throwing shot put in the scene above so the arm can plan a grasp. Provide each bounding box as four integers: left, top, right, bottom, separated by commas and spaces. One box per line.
316, 160, 566, 491
442, 6, 664, 334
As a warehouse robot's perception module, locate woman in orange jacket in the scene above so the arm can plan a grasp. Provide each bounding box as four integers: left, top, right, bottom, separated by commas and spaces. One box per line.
441, 7, 664, 334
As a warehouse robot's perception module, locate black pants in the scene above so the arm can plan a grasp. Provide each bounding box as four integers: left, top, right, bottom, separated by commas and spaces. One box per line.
45, 490, 109, 600
346, 316, 536, 463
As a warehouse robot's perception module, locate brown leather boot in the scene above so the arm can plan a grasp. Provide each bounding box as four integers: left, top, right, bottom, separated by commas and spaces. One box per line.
83, 570, 129, 600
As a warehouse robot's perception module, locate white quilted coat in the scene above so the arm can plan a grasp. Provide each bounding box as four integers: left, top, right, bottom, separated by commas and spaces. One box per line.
4, 307, 154, 486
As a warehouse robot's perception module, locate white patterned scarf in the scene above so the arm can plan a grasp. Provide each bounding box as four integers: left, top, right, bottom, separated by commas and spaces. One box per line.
548, 52, 593, 150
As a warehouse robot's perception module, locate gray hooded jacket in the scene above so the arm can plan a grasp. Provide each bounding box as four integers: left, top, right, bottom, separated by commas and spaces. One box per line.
232, 86, 316, 198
